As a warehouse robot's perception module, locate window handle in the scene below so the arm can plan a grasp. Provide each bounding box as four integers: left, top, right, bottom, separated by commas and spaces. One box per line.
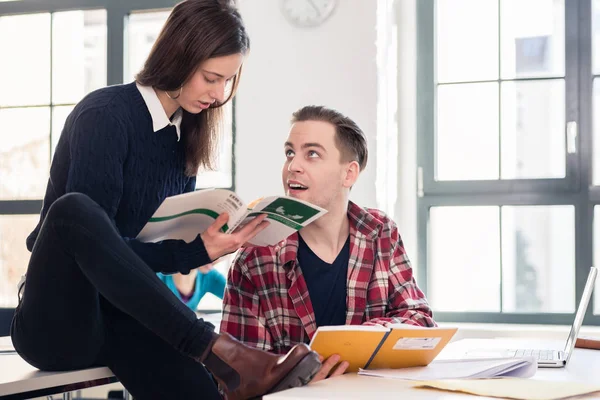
417, 166, 424, 198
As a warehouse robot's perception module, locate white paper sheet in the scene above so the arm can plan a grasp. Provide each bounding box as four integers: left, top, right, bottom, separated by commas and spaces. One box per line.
358, 357, 537, 380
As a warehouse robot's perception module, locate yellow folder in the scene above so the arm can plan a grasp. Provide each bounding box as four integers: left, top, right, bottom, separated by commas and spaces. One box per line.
309, 325, 457, 372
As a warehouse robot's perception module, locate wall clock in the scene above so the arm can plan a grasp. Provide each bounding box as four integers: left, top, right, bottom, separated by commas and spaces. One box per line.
280, 0, 337, 28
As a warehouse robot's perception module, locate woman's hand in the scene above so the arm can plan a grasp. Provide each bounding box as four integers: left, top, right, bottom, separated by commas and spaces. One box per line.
201, 213, 269, 260
310, 354, 349, 383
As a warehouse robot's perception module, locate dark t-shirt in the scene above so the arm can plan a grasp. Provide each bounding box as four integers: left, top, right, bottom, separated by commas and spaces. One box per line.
298, 235, 350, 328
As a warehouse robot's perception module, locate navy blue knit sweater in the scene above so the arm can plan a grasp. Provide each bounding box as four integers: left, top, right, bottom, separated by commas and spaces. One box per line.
27, 82, 211, 274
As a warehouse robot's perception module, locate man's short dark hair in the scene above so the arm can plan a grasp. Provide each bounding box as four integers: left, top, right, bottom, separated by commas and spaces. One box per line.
291, 105, 368, 171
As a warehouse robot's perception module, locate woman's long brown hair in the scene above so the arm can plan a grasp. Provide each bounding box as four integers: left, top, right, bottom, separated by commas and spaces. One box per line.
136, 0, 249, 176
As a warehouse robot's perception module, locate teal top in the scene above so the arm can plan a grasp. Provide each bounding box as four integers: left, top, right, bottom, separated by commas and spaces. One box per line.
157, 269, 226, 310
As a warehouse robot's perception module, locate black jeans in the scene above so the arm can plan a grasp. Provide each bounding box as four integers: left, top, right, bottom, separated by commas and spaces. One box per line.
10, 193, 221, 399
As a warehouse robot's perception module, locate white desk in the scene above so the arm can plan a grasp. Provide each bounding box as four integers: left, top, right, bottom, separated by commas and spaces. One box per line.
0, 312, 220, 399
265, 338, 600, 399
0, 337, 126, 400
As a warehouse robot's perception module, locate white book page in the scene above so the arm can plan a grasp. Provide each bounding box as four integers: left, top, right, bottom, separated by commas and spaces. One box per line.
137, 189, 248, 243
309, 325, 390, 347
315, 325, 390, 332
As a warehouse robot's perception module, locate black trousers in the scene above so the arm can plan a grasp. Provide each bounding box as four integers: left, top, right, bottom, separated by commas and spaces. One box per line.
11, 193, 221, 399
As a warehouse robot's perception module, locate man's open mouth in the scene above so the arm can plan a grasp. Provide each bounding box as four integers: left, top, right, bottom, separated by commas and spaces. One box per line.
288, 183, 308, 191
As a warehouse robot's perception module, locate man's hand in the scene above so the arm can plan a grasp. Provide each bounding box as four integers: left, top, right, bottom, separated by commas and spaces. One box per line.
201, 213, 269, 260
311, 354, 349, 383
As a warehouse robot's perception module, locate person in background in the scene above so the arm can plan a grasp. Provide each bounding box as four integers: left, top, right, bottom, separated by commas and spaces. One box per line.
158, 262, 226, 310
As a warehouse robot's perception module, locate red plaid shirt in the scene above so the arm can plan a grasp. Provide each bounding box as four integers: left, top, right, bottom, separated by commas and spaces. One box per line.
220, 202, 436, 354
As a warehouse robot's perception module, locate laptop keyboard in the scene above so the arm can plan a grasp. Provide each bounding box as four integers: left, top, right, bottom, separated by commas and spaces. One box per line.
507, 349, 557, 361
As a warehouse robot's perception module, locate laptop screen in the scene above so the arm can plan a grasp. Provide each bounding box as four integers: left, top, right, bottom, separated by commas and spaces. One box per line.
563, 267, 598, 362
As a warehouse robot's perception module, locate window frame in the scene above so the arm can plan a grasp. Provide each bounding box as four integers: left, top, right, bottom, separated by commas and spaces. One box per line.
0, 0, 237, 333
416, 0, 600, 325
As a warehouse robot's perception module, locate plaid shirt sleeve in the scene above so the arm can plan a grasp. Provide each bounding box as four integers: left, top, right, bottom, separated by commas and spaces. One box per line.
365, 221, 436, 328
220, 249, 274, 352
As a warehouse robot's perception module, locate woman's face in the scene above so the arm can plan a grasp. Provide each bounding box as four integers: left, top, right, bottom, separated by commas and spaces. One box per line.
175, 53, 244, 114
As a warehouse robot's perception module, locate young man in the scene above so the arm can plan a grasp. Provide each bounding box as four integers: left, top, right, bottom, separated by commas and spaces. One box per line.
221, 106, 435, 380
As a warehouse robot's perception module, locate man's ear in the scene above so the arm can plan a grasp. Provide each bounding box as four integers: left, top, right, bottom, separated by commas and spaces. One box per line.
343, 161, 360, 188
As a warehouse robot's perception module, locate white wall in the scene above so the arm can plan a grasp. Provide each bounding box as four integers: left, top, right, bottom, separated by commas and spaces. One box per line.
235, 0, 378, 208
395, 0, 419, 266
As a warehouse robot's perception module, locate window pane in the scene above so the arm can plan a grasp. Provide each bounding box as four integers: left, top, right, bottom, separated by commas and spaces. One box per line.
196, 102, 233, 189
592, 0, 600, 74
0, 13, 50, 106
436, 0, 498, 83
0, 215, 38, 307
0, 107, 50, 200
52, 10, 107, 104
595, 206, 600, 315
500, 0, 565, 79
429, 206, 501, 312
594, 79, 600, 186
51, 105, 75, 158
501, 205, 575, 313
500, 80, 565, 179
436, 83, 499, 180
126, 10, 170, 82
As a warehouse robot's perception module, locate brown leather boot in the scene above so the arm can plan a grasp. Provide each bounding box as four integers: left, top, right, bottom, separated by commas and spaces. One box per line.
199, 332, 321, 400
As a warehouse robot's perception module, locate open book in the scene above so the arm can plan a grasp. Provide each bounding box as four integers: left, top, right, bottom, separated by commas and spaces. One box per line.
308, 324, 458, 372
136, 189, 327, 247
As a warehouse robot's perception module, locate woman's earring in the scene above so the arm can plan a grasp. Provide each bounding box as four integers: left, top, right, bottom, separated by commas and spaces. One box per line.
166, 86, 183, 100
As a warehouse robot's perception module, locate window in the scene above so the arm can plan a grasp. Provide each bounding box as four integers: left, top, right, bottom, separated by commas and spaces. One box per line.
0, 0, 236, 326
0, 8, 107, 308
417, 0, 600, 325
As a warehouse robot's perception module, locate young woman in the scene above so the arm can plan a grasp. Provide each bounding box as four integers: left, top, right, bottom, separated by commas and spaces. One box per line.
10, 1, 319, 398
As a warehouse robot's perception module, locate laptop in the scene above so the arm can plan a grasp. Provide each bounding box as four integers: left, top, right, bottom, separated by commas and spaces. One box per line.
465, 266, 598, 368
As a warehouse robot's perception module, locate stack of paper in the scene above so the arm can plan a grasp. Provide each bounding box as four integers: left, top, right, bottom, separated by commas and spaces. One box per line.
358, 357, 536, 380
